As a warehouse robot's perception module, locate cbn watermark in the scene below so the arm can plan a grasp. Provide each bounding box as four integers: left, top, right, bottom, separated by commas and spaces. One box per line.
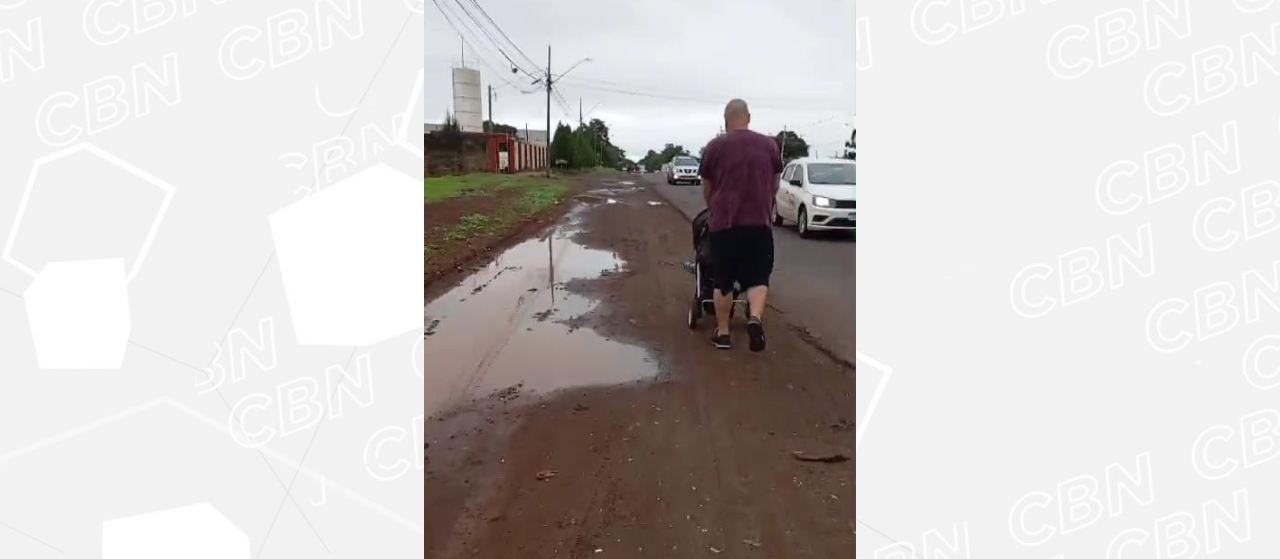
1008, 453, 1155, 547
1010, 224, 1156, 318
1046, 0, 1191, 80
218, 0, 364, 81
199, 315, 279, 396
279, 113, 408, 197
1144, 22, 1280, 117
1095, 121, 1239, 216
1193, 180, 1280, 252
912, 0, 1059, 46
871, 522, 971, 559
363, 414, 424, 481
1145, 259, 1280, 353
35, 52, 180, 147
82, 0, 229, 47
1193, 408, 1280, 479
0, 16, 44, 83
228, 353, 376, 448
1104, 489, 1250, 558
1243, 335, 1280, 390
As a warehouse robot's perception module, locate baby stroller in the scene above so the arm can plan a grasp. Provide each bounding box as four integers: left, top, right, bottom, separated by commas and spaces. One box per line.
686, 208, 748, 329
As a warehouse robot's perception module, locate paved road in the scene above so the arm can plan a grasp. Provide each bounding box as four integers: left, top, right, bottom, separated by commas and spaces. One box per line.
645, 173, 856, 363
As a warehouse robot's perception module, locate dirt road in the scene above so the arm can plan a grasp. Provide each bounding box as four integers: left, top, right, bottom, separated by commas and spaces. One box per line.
425, 172, 854, 558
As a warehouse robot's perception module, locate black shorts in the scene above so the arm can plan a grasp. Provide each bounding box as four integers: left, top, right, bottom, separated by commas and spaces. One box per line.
709, 226, 774, 294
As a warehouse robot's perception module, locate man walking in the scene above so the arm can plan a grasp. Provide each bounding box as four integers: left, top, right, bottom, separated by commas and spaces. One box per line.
698, 99, 784, 352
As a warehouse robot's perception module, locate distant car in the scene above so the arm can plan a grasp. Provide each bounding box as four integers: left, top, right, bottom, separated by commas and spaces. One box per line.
773, 158, 855, 238
666, 156, 701, 185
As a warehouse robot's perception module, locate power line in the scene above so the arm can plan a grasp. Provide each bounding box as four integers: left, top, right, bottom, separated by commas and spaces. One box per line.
560, 74, 847, 109
552, 90, 575, 121
557, 79, 847, 112
464, 0, 542, 71
449, 0, 540, 80
429, 0, 533, 92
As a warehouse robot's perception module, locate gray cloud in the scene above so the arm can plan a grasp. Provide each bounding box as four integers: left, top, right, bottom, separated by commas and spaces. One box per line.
426, 0, 855, 159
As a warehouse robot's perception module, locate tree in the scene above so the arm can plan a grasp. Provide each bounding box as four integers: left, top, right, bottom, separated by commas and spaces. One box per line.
601, 144, 624, 168
774, 130, 810, 160
483, 120, 518, 135
442, 111, 461, 133
639, 149, 661, 171
658, 144, 690, 164
587, 118, 610, 145
571, 126, 596, 168
551, 122, 575, 166
843, 129, 856, 160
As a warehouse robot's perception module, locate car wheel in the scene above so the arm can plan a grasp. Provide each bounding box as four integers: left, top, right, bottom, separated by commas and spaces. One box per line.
798, 207, 813, 239
773, 202, 784, 226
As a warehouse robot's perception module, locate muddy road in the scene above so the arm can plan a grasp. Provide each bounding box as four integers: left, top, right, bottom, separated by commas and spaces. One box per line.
425, 172, 854, 558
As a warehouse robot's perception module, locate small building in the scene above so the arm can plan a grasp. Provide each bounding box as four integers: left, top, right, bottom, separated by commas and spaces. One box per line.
424, 124, 548, 175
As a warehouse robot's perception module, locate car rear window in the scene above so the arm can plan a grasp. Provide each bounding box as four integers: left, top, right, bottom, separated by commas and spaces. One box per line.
808, 163, 855, 185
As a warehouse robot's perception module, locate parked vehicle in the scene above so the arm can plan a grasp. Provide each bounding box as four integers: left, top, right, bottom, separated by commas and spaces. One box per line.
773, 158, 856, 238
666, 156, 701, 185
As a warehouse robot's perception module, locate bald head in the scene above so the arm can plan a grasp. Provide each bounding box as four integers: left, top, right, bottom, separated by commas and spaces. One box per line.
724, 99, 750, 131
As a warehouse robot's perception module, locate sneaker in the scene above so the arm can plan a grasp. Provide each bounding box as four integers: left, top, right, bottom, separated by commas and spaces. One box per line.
711, 331, 731, 350
747, 317, 766, 353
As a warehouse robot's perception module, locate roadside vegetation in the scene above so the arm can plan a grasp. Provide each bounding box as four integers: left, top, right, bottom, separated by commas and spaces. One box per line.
424, 173, 569, 270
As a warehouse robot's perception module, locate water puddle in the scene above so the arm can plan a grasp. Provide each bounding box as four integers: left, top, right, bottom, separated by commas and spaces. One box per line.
586, 187, 633, 197
424, 212, 656, 418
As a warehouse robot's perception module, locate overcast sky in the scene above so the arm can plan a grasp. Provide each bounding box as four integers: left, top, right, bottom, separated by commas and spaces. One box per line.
425, 0, 855, 160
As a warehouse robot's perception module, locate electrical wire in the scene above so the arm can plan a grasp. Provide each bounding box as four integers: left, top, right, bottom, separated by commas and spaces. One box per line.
557, 80, 847, 112
464, 0, 542, 72
430, 0, 539, 94
552, 90, 576, 121
450, 0, 541, 80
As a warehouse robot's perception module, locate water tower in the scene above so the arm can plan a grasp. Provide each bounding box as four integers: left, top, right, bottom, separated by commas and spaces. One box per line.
451, 67, 483, 133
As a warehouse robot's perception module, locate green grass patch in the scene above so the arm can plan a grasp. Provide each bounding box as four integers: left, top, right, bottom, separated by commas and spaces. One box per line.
443, 213, 493, 242
512, 183, 569, 216
425, 173, 563, 203
425, 174, 571, 276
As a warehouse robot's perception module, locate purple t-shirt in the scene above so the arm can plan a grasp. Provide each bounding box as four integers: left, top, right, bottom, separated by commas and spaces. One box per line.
700, 129, 785, 231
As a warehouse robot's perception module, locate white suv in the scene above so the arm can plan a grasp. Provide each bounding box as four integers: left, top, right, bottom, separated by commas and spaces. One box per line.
773, 158, 856, 238
666, 156, 701, 185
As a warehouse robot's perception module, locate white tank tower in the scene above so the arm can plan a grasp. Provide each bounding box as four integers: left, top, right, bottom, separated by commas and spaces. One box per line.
451, 67, 483, 133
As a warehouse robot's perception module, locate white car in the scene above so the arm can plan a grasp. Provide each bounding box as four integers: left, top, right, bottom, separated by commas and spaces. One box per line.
773, 158, 856, 238
666, 156, 701, 185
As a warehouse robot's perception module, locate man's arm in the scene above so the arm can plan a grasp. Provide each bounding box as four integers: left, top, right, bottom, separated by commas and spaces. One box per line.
703, 178, 714, 206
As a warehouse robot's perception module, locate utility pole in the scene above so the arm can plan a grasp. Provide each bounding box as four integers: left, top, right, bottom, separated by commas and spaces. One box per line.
487, 85, 494, 133
579, 98, 583, 127
545, 45, 552, 178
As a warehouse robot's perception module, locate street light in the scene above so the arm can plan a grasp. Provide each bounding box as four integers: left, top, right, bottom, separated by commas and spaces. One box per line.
556, 57, 592, 82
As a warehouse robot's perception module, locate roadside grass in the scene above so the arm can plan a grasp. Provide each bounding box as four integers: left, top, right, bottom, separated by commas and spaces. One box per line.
425, 173, 562, 203
424, 175, 570, 267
